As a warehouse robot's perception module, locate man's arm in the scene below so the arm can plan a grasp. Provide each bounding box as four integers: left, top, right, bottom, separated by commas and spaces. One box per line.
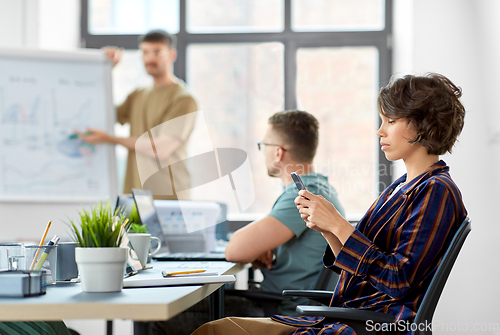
224, 216, 295, 264
77, 129, 181, 160
77, 129, 137, 151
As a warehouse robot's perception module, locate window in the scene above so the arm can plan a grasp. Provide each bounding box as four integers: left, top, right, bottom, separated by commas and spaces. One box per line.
82, 0, 392, 219
187, 0, 283, 33
296, 47, 379, 212
292, 0, 385, 32
187, 43, 285, 212
88, 0, 179, 35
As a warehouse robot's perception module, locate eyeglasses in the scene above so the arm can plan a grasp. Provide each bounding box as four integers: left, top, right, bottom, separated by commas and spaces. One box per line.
257, 142, 287, 152
140, 49, 168, 57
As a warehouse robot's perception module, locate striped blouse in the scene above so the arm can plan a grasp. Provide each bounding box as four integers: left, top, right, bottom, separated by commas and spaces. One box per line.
271, 160, 468, 335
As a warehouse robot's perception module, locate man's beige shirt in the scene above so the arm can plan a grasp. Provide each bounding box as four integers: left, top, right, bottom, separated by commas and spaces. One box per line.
117, 81, 197, 199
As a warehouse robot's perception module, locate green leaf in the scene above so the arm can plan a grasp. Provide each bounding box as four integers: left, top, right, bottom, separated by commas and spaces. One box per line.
65, 200, 128, 248
128, 223, 149, 234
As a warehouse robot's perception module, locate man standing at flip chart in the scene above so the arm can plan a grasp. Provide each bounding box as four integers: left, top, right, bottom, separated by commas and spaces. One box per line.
78, 30, 198, 199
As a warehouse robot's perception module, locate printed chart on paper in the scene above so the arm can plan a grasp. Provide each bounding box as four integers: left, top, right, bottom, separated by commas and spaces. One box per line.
0, 55, 113, 201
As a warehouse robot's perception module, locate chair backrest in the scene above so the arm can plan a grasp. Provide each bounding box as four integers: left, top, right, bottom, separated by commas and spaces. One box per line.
413, 216, 471, 334
314, 266, 339, 291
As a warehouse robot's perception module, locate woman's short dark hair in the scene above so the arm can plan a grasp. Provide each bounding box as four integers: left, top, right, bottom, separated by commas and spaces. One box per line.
268, 110, 319, 163
377, 73, 465, 155
139, 29, 176, 49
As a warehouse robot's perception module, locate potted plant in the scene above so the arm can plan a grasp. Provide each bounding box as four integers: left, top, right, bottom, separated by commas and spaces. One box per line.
129, 223, 148, 234
68, 201, 129, 292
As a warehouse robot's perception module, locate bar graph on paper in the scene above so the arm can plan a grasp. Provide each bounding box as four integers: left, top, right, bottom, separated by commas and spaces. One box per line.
0, 54, 113, 201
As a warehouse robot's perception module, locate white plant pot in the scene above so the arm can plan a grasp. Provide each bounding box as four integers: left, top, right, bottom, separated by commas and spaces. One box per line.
75, 247, 128, 293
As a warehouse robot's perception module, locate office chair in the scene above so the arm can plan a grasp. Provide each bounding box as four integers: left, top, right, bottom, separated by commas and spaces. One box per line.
282, 217, 471, 335
225, 265, 339, 316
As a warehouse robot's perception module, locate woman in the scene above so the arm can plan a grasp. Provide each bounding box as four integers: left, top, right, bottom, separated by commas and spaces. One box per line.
192, 73, 468, 335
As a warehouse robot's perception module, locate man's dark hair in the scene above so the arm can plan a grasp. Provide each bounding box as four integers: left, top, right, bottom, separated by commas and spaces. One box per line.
268, 110, 319, 163
378, 73, 465, 155
138, 29, 176, 49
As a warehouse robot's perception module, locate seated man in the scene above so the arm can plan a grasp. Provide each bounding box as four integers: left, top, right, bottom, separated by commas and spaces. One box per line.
154, 110, 344, 335
224, 109, 345, 316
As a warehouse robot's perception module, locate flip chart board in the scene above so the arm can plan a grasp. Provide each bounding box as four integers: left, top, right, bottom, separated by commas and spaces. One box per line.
0, 48, 117, 202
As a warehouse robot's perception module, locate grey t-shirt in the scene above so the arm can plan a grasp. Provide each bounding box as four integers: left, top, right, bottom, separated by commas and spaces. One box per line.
260, 173, 344, 300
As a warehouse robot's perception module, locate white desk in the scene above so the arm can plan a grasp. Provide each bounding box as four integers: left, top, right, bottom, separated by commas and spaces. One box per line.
0, 261, 243, 331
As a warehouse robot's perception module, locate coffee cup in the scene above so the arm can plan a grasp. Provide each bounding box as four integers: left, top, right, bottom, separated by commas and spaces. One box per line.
128, 234, 161, 268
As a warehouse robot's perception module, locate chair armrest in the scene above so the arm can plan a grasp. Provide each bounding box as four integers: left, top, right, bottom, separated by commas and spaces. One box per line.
282, 290, 334, 306
225, 289, 287, 302
297, 306, 396, 335
297, 305, 396, 323
282, 290, 334, 299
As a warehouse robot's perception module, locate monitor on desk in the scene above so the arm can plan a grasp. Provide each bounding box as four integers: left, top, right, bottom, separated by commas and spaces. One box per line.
130, 189, 227, 261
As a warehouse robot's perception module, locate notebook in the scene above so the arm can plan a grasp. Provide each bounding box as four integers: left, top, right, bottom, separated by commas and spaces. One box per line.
153, 251, 226, 261
131, 189, 227, 262
123, 274, 235, 288
0, 271, 46, 297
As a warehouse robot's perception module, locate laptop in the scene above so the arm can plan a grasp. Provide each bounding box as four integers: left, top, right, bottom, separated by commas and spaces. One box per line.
131, 188, 226, 262
115, 194, 136, 218
153, 251, 226, 261
113, 194, 144, 274
131, 189, 166, 245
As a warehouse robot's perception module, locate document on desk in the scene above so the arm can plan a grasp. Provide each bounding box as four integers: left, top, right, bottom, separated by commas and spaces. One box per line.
123, 274, 235, 288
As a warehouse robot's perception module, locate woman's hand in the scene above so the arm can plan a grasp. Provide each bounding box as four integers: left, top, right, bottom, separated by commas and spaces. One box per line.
295, 190, 354, 245
296, 203, 330, 234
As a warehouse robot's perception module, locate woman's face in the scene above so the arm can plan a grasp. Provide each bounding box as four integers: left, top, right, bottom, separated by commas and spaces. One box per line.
377, 113, 420, 162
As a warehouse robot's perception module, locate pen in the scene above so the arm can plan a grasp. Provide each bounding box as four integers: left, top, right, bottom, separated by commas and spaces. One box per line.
165, 270, 206, 276
162, 270, 219, 277
124, 270, 138, 279
34, 235, 60, 271
30, 221, 52, 270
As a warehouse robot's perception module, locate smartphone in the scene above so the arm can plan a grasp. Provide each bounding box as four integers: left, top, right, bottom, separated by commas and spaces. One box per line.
291, 172, 307, 191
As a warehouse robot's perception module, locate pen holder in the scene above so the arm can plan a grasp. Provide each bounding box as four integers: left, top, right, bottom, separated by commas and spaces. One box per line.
23, 245, 57, 286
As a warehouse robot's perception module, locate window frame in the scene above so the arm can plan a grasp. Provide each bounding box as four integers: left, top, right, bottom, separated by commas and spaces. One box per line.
80, 0, 393, 194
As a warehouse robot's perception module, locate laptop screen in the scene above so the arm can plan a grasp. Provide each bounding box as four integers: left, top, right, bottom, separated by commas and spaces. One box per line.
131, 188, 166, 245
114, 194, 144, 273
114, 194, 135, 218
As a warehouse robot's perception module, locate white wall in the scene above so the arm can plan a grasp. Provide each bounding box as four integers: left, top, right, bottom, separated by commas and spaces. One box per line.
394, 0, 500, 333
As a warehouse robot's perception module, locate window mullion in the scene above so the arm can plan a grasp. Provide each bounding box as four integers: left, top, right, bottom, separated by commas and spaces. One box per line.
284, 40, 296, 110
284, 0, 292, 33
175, 0, 188, 81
